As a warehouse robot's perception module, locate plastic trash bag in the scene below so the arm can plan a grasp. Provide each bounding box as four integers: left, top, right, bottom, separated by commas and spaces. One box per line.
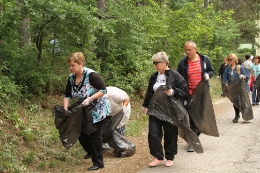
224, 78, 253, 121
53, 101, 97, 149
107, 130, 136, 157
102, 111, 124, 143
188, 80, 219, 137
147, 85, 203, 153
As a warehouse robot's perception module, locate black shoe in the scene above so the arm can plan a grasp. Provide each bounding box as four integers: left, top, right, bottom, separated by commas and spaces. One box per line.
87, 166, 102, 171
256, 102, 259, 105
221, 93, 225, 97
232, 117, 238, 123
252, 102, 256, 106
84, 154, 91, 160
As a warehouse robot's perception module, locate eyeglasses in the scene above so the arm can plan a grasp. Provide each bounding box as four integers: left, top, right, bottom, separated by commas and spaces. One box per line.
153, 62, 162, 65
228, 59, 233, 61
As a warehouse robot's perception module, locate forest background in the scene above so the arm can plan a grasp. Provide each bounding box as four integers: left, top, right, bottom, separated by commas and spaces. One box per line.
0, 0, 260, 172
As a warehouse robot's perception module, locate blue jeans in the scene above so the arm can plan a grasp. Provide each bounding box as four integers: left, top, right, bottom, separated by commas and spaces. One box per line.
244, 69, 250, 93
252, 85, 259, 103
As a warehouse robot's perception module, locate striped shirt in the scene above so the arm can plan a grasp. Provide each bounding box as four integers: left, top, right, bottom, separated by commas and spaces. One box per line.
187, 56, 202, 95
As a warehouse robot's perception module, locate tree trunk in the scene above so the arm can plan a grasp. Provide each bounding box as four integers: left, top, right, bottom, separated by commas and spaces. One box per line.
204, 0, 209, 7
97, 0, 106, 13
18, 0, 31, 48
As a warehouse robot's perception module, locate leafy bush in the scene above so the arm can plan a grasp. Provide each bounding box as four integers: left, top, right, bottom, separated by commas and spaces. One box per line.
0, 75, 23, 109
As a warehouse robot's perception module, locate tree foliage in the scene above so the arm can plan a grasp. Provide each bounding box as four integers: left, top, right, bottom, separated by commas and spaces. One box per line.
0, 0, 256, 99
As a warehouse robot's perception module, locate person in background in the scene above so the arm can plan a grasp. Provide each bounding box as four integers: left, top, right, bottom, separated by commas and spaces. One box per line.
238, 58, 243, 65
142, 52, 187, 167
102, 86, 131, 150
249, 56, 260, 105
63, 52, 111, 171
217, 57, 228, 96
177, 40, 214, 152
242, 54, 252, 93
222, 53, 246, 123
50, 38, 61, 53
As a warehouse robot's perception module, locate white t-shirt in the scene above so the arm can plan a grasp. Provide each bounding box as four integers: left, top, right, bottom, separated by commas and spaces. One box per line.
106, 86, 131, 128
153, 72, 167, 91
242, 60, 252, 69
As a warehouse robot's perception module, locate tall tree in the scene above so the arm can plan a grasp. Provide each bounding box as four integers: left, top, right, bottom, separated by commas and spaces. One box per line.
17, 0, 31, 48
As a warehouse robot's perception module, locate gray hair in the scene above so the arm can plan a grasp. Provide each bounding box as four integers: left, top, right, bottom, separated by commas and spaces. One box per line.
152, 51, 169, 64
184, 40, 197, 48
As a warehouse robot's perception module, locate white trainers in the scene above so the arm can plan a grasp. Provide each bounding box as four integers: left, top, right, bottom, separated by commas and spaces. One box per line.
187, 146, 194, 152
102, 143, 111, 150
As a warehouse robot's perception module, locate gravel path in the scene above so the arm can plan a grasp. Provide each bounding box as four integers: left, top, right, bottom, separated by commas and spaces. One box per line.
138, 95, 260, 173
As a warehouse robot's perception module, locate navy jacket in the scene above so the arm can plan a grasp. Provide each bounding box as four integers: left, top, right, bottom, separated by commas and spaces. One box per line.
177, 52, 214, 95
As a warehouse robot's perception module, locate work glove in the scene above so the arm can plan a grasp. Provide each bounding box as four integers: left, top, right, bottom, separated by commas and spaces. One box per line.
82, 97, 93, 106
183, 100, 188, 106
142, 107, 147, 115
217, 76, 220, 79
239, 75, 245, 79
165, 88, 175, 96
204, 73, 210, 81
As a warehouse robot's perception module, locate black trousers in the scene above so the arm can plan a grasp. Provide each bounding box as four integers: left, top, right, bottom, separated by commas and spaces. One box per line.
233, 104, 240, 117
148, 115, 178, 160
78, 119, 106, 168
189, 116, 201, 137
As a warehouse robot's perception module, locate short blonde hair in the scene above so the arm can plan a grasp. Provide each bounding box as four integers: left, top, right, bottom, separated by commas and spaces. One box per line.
68, 52, 85, 65
152, 51, 169, 64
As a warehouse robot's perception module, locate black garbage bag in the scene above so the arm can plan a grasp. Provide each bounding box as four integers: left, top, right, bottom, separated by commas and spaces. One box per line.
188, 80, 219, 137
224, 78, 253, 121
147, 85, 203, 154
107, 130, 136, 157
102, 111, 124, 143
53, 102, 97, 149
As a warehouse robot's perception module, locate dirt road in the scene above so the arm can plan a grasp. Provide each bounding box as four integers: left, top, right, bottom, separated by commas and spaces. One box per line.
138, 96, 260, 173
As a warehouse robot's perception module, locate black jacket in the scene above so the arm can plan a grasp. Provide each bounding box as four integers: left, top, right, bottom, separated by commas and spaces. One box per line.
142, 68, 188, 108
218, 63, 228, 77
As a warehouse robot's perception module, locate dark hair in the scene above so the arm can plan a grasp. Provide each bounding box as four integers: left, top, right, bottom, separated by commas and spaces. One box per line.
245, 54, 251, 60
238, 58, 242, 65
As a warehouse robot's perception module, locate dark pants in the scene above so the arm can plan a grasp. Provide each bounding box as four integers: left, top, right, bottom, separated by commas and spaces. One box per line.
189, 116, 201, 136
233, 104, 240, 117
78, 119, 106, 168
148, 115, 178, 160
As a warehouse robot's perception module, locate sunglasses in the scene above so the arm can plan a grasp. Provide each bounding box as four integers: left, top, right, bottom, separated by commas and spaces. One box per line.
153, 61, 162, 65
228, 59, 233, 61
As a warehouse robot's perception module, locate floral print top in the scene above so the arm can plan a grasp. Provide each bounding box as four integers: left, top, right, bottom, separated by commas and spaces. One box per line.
64, 67, 111, 123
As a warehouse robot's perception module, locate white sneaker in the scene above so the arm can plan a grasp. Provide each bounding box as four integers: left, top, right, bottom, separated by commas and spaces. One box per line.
187, 146, 194, 152
102, 143, 111, 150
